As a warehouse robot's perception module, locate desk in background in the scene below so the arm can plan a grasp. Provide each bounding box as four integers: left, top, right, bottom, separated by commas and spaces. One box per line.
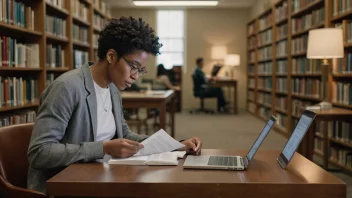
47, 149, 345, 198
121, 90, 176, 137
210, 79, 238, 114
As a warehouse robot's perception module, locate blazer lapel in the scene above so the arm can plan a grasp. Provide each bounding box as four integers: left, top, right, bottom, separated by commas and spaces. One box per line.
82, 64, 98, 140
110, 86, 123, 138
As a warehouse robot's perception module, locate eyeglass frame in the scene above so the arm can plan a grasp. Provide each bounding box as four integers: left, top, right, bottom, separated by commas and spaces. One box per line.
121, 56, 147, 76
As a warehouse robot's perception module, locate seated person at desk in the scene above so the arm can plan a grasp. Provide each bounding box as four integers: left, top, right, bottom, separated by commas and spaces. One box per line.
193, 57, 229, 112
27, 17, 202, 193
153, 64, 180, 91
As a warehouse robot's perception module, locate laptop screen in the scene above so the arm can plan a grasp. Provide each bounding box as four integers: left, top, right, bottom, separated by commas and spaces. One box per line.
281, 114, 313, 161
246, 118, 276, 161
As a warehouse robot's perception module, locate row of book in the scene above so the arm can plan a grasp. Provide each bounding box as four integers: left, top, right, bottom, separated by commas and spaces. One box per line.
0, 77, 38, 107
248, 102, 256, 114
0, 36, 40, 68
93, 33, 99, 48
257, 29, 272, 46
248, 36, 256, 50
72, 24, 88, 43
46, 0, 65, 9
277, 60, 288, 74
92, 0, 110, 18
291, 78, 321, 98
248, 78, 255, 88
292, 0, 319, 13
258, 46, 272, 61
248, 90, 254, 101
335, 21, 352, 44
276, 40, 288, 57
276, 96, 288, 111
329, 147, 352, 168
248, 23, 255, 35
276, 23, 288, 40
315, 120, 352, 142
249, 51, 255, 63
292, 58, 321, 74
46, 15, 67, 38
331, 81, 352, 105
332, 53, 352, 74
0, 110, 36, 127
46, 44, 65, 68
277, 78, 288, 93
276, 113, 288, 131
0, 0, 34, 30
258, 13, 272, 31
93, 13, 107, 30
248, 65, 255, 74
71, 0, 88, 22
257, 92, 272, 106
292, 99, 314, 116
291, 34, 308, 54
73, 49, 88, 69
258, 107, 271, 119
275, 1, 288, 22
292, 7, 325, 33
332, 0, 352, 16
258, 62, 272, 75
46, 73, 55, 87
258, 78, 272, 90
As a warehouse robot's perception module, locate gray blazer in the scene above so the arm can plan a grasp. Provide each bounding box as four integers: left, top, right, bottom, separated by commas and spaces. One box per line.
27, 64, 147, 193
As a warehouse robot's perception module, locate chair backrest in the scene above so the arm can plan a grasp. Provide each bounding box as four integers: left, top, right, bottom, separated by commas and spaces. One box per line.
0, 123, 34, 189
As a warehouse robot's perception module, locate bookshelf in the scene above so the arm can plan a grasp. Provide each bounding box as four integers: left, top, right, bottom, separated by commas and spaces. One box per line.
247, 0, 352, 174
0, 0, 110, 127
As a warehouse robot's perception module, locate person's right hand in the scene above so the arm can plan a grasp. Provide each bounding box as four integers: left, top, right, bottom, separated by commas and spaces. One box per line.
103, 139, 144, 158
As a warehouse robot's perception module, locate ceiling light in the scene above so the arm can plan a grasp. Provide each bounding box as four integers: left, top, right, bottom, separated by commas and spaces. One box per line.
133, 1, 219, 6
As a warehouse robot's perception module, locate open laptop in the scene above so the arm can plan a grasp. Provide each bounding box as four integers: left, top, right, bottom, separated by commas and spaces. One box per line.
211, 65, 222, 77
183, 115, 277, 170
277, 110, 316, 169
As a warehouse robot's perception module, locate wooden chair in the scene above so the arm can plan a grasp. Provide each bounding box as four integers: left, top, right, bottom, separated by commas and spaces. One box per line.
0, 123, 47, 198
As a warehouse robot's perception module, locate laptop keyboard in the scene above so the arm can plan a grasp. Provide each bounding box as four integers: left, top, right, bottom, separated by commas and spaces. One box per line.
207, 156, 238, 166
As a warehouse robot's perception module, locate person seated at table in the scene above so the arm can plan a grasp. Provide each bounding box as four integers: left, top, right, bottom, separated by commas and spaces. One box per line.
27, 16, 202, 193
193, 57, 229, 113
153, 64, 180, 91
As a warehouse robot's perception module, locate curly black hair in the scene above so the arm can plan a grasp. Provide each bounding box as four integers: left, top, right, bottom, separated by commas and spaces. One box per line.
97, 16, 162, 60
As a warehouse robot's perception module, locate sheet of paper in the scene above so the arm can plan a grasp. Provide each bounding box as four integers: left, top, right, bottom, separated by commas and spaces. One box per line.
135, 129, 185, 156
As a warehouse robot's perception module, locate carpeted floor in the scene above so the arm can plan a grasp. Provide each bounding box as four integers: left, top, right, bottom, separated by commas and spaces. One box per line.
130, 111, 352, 197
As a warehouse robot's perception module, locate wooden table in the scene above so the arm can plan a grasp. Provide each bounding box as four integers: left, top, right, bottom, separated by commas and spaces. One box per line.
46, 149, 346, 198
210, 79, 238, 114
301, 107, 352, 169
121, 90, 176, 137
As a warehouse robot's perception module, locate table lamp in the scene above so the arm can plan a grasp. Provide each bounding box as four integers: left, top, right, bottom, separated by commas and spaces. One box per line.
307, 28, 344, 109
224, 54, 240, 79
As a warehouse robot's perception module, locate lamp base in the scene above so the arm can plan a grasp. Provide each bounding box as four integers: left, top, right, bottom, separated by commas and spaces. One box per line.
317, 101, 333, 110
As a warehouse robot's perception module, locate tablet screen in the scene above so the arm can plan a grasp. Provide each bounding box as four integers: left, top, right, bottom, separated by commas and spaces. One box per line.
282, 114, 313, 161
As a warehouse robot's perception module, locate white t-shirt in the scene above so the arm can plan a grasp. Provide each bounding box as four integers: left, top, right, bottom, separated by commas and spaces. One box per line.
93, 81, 116, 142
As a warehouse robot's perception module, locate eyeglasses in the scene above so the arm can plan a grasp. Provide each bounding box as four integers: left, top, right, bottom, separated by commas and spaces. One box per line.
122, 56, 147, 76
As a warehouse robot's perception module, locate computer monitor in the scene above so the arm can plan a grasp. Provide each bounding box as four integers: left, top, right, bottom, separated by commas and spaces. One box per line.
211, 65, 222, 77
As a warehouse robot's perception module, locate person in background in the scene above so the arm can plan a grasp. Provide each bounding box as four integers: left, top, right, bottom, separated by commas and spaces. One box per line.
153, 64, 181, 91
193, 57, 229, 113
27, 17, 201, 193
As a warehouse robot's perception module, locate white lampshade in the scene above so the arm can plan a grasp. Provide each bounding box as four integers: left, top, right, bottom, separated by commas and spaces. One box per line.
211, 46, 227, 60
307, 28, 344, 59
224, 54, 240, 66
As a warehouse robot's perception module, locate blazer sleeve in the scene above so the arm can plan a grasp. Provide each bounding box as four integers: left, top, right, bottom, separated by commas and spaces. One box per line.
27, 81, 104, 170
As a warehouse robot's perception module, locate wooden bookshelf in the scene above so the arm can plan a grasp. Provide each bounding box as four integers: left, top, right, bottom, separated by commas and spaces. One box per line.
0, 0, 110, 127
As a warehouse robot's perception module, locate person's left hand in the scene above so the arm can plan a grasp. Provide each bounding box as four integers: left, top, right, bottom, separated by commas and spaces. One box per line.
178, 137, 202, 155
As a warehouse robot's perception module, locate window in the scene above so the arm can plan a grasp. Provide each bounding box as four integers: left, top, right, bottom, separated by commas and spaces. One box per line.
157, 10, 184, 69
